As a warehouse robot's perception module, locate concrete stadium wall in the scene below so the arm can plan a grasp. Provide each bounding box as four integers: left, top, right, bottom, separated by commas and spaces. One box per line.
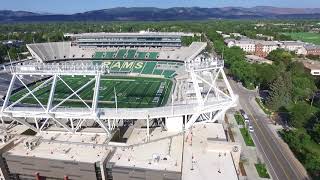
110, 165, 181, 180
3, 154, 98, 180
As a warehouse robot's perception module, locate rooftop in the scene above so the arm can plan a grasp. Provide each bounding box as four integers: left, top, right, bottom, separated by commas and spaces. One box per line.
38, 131, 110, 145
5, 132, 112, 163
303, 61, 320, 70
182, 123, 239, 180
281, 41, 305, 46
64, 31, 194, 38
110, 127, 183, 172
225, 38, 279, 46
304, 44, 320, 50
1, 123, 240, 179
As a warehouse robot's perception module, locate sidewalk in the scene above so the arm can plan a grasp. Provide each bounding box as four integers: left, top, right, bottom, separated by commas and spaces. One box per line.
226, 112, 267, 180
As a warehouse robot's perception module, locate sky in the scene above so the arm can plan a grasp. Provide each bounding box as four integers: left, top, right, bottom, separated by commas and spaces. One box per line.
2, 0, 320, 14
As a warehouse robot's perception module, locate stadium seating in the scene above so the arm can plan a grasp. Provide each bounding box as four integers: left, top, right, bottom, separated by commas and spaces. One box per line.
94, 49, 160, 60
162, 70, 176, 78
94, 52, 104, 59
148, 52, 159, 59
137, 52, 148, 59
116, 49, 127, 59
27, 41, 207, 62
126, 49, 137, 59
141, 62, 157, 74
105, 51, 116, 59
152, 69, 163, 75
102, 60, 181, 78
27, 42, 71, 61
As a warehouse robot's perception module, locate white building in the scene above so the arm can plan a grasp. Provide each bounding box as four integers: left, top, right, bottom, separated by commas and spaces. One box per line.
224, 39, 256, 53
280, 41, 307, 55
303, 60, 320, 76
257, 40, 279, 55
224, 39, 279, 57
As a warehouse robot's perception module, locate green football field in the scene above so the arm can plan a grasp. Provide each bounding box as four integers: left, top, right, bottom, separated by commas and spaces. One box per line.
10, 76, 173, 108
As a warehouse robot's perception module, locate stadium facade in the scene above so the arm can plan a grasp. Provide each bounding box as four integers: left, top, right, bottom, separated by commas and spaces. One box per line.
0, 31, 239, 180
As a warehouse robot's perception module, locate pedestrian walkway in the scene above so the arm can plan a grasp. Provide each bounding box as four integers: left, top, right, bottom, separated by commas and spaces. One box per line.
226, 112, 270, 180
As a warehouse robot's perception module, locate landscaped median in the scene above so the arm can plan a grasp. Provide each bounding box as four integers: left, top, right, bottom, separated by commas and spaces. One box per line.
234, 112, 255, 147
255, 163, 270, 178
234, 113, 245, 126
240, 128, 255, 146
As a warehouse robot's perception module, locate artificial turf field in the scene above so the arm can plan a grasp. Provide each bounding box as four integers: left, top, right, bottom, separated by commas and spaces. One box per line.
10, 76, 173, 108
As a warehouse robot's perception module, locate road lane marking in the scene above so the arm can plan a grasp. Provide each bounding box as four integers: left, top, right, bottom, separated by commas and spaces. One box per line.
243, 103, 291, 180
231, 79, 303, 179
249, 99, 305, 179
253, 133, 280, 180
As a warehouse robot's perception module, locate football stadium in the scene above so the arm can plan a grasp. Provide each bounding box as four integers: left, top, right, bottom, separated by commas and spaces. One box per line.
1, 31, 236, 136
0, 31, 241, 180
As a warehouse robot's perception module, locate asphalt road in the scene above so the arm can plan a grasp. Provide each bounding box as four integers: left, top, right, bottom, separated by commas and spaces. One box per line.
229, 79, 309, 180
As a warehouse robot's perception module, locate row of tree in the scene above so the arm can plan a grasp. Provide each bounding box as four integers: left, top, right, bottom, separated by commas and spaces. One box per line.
0, 20, 317, 62
207, 31, 320, 178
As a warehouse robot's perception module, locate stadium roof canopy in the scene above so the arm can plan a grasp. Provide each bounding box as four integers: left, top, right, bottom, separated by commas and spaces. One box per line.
64, 31, 194, 38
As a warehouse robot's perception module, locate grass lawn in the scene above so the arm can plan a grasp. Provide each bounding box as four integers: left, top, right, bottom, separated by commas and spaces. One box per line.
284, 32, 320, 45
10, 76, 173, 108
240, 128, 255, 147
255, 163, 270, 178
234, 113, 245, 125
255, 98, 272, 116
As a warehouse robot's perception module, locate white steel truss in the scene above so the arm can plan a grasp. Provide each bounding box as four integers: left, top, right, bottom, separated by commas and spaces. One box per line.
183, 57, 236, 129
0, 59, 237, 137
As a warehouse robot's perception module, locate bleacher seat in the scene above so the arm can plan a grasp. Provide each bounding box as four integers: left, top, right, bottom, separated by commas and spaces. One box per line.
137, 52, 148, 59
126, 49, 137, 59
116, 49, 127, 59
141, 62, 157, 74
148, 52, 159, 59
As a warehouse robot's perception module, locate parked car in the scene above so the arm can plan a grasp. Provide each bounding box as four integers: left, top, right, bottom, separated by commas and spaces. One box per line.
249, 125, 254, 133
239, 109, 250, 123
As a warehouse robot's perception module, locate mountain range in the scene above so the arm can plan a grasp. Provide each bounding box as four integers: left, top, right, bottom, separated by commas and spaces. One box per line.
1, 6, 320, 22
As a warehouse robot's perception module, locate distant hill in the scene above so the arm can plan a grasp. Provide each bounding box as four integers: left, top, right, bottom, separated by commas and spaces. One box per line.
1, 6, 320, 22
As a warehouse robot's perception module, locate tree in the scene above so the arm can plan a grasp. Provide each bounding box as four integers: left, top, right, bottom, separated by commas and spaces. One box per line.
280, 129, 311, 155
224, 46, 246, 67
8, 47, 18, 60
307, 111, 320, 144
288, 62, 317, 103
292, 75, 316, 103
0, 44, 8, 63
287, 102, 313, 128
267, 49, 292, 65
304, 153, 320, 179
265, 72, 292, 110
230, 60, 257, 89
312, 122, 320, 144
254, 63, 280, 89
